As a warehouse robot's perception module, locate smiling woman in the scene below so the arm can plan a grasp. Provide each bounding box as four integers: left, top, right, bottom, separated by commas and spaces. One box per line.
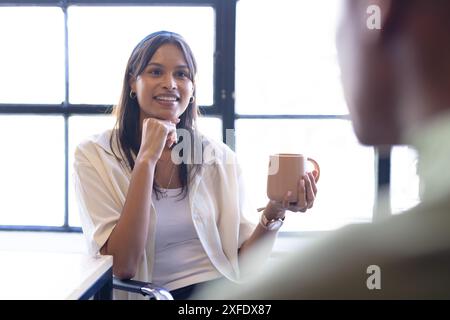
72, 30, 318, 300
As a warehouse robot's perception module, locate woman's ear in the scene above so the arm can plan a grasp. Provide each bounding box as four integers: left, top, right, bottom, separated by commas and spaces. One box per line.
129, 75, 137, 93
189, 85, 195, 100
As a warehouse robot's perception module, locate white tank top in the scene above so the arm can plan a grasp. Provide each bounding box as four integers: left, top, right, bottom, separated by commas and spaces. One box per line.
151, 188, 221, 291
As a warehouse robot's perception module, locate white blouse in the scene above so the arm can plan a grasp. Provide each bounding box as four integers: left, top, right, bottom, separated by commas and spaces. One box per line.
73, 129, 256, 299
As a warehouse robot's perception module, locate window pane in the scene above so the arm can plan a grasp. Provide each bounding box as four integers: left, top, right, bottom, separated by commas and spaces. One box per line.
68, 115, 117, 227
391, 146, 420, 214
68, 6, 214, 106
236, 0, 346, 115
236, 119, 374, 231
0, 7, 64, 103
197, 116, 222, 144
0, 116, 64, 226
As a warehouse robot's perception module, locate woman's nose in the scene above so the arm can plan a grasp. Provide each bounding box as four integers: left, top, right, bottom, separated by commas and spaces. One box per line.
162, 74, 177, 90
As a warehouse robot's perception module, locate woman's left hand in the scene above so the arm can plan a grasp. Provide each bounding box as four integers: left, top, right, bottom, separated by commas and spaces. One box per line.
262, 170, 319, 219
288, 171, 318, 213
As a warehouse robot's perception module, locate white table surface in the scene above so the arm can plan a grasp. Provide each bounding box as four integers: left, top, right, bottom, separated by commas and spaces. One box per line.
0, 250, 113, 300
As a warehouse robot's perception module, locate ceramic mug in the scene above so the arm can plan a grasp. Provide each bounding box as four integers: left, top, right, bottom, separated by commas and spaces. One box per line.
267, 153, 320, 202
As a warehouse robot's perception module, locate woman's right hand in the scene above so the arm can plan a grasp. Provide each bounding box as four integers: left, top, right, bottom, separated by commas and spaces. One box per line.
137, 117, 180, 163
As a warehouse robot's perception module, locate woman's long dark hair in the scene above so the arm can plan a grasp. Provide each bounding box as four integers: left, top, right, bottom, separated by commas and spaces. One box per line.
110, 31, 203, 199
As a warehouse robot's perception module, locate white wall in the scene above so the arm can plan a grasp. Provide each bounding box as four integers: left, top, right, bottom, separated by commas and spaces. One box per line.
0, 231, 87, 253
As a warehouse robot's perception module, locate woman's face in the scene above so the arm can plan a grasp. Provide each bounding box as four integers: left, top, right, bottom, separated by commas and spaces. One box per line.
131, 43, 194, 124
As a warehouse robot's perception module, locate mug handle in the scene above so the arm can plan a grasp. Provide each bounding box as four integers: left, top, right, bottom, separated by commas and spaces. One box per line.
307, 157, 320, 182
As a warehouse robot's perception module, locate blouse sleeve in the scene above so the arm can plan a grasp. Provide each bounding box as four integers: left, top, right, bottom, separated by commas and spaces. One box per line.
236, 159, 257, 248
73, 144, 122, 256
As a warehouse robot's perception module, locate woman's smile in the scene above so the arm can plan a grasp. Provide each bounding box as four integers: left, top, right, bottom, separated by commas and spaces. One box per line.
154, 93, 180, 107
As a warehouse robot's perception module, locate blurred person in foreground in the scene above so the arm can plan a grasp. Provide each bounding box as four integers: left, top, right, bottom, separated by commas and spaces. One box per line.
194, 0, 450, 299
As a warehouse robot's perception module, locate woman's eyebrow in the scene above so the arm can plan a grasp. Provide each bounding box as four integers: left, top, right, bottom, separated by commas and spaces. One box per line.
146, 62, 163, 67
146, 62, 189, 69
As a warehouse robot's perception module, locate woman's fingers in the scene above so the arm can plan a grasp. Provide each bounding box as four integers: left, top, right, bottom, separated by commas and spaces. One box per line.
166, 130, 177, 148
265, 172, 318, 216
156, 120, 178, 148
167, 119, 180, 146
308, 172, 318, 196
303, 173, 315, 209
287, 174, 316, 212
139, 118, 180, 160
282, 191, 292, 209
296, 178, 307, 211
288, 205, 307, 213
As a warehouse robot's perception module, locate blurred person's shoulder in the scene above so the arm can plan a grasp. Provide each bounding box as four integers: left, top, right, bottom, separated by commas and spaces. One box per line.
207, 202, 450, 299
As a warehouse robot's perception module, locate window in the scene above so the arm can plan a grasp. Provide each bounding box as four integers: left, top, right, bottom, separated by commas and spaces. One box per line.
0, 7, 64, 103
68, 6, 214, 105
0, 115, 65, 226
236, 0, 346, 115
235, 0, 376, 231
235, 119, 374, 231
68, 115, 117, 227
391, 146, 420, 214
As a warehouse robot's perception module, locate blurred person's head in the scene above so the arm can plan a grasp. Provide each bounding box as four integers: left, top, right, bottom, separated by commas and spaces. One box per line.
336, 0, 450, 146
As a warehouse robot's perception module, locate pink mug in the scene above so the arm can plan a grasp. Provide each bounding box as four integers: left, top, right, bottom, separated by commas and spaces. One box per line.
267, 153, 320, 202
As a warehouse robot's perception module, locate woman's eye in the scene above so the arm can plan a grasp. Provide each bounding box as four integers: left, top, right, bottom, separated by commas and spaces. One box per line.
148, 69, 162, 76
176, 71, 189, 78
